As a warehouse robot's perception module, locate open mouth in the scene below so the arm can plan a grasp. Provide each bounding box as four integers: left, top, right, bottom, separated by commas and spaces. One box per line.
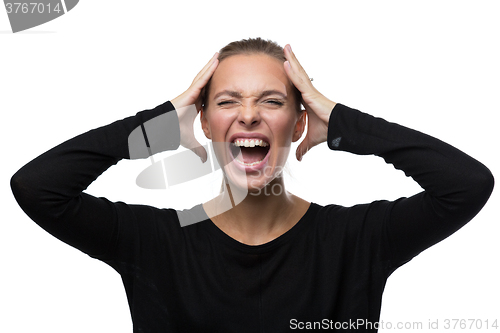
230, 138, 270, 167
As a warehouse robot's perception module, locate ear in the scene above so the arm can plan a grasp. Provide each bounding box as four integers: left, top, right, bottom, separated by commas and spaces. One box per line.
292, 110, 306, 142
200, 107, 212, 140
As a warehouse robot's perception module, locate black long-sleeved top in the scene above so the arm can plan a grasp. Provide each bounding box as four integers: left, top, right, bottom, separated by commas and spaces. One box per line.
11, 101, 494, 332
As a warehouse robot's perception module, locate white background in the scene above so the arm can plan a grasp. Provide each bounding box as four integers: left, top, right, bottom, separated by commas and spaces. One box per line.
1, 1, 499, 332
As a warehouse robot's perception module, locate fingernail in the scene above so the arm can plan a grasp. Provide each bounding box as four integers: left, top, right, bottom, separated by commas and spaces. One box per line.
288, 44, 292, 52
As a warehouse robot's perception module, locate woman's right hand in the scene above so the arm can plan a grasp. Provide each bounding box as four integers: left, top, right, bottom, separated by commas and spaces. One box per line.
171, 52, 219, 162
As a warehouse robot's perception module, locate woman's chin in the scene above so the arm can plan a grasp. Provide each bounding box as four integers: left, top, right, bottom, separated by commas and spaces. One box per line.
220, 153, 285, 198
223, 173, 264, 194
223, 169, 278, 198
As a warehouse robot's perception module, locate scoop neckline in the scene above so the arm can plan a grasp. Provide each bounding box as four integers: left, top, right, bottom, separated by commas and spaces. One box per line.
200, 202, 318, 254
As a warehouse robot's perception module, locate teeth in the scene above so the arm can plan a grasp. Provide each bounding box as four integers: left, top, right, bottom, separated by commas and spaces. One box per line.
233, 138, 269, 147
231, 138, 270, 166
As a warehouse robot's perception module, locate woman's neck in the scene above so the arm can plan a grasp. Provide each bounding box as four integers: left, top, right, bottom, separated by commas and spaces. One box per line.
203, 177, 310, 245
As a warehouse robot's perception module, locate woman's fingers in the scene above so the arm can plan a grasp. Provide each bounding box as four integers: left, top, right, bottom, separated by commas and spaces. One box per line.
169, 52, 221, 163
295, 109, 328, 161
285, 44, 336, 124
188, 139, 208, 163
296, 133, 310, 162
171, 52, 219, 112
191, 53, 219, 110
285, 44, 307, 75
192, 52, 219, 88
284, 46, 336, 161
181, 128, 208, 163
192, 52, 217, 82
172, 53, 219, 163
283, 44, 312, 93
177, 104, 208, 162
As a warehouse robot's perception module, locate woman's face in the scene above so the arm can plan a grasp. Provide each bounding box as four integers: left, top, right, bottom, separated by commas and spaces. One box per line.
202, 53, 305, 192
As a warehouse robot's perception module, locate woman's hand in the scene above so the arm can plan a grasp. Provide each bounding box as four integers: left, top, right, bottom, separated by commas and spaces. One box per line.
283, 44, 337, 161
171, 52, 219, 162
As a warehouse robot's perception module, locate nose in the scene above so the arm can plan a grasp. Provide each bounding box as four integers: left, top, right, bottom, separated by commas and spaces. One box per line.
237, 103, 261, 127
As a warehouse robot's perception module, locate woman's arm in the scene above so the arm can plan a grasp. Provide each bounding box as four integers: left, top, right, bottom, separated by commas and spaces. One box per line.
327, 103, 494, 267
10, 53, 220, 258
10, 101, 180, 257
284, 44, 494, 267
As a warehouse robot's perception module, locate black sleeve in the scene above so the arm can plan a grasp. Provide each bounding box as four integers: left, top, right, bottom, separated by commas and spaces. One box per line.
327, 103, 494, 268
10, 101, 180, 257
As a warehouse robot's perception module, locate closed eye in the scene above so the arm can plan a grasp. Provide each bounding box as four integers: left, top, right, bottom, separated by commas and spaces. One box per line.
265, 100, 284, 106
217, 101, 235, 106
217, 100, 284, 106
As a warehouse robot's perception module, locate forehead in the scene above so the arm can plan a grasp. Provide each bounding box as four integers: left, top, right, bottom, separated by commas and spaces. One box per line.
210, 54, 291, 97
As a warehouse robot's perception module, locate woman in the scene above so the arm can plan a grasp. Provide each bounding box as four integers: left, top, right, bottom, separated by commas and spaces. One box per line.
11, 38, 494, 332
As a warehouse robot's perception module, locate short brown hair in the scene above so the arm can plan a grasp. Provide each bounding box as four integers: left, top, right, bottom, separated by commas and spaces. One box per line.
202, 37, 302, 112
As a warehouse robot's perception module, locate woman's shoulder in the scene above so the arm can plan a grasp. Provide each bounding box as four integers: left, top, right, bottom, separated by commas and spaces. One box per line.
308, 199, 395, 233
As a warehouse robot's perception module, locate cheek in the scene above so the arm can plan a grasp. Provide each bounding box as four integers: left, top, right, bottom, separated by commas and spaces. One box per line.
205, 111, 236, 141
266, 114, 298, 143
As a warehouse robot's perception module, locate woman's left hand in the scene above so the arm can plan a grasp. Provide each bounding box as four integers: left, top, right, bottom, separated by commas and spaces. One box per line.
283, 44, 337, 161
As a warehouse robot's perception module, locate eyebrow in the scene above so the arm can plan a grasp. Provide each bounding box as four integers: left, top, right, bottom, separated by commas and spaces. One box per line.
213, 90, 287, 100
